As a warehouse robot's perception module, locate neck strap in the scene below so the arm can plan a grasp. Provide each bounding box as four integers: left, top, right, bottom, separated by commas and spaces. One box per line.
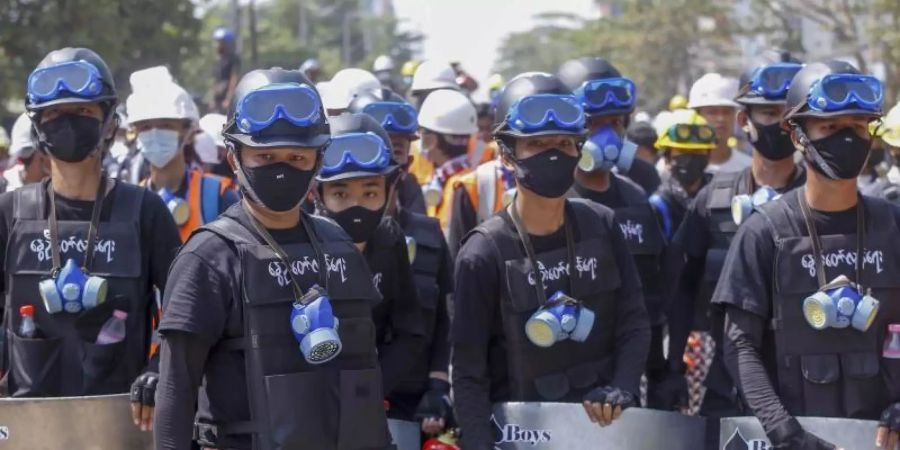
48, 174, 109, 274
797, 187, 865, 291
508, 197, 576, 306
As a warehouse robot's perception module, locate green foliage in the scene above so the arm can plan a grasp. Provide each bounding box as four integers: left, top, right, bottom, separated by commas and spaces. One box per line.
0, 0, 201, 122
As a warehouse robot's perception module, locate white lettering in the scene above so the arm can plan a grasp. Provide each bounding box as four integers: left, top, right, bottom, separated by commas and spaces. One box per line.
29, 229, 117, 263
525, 256, 599, 287
372, 272, 383, 292
800, 249, 884, 278
618, 219, 644, 244
266, 253, 348, 287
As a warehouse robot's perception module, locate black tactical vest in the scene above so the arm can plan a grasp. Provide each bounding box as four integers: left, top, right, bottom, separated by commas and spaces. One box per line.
395, 209, 446, 395
472, 199, 621, 402
759, 192, 900, 418
4, 181, 150, 397
611, 177, 666, 324
699, 170, 749, 330
195, 214, 391, 450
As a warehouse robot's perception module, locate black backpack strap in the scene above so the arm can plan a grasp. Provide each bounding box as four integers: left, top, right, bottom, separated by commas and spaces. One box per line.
13, 182, 44, 221
706, 169, 744, 211
109, 182, 145, 223
192, 215, 257, 245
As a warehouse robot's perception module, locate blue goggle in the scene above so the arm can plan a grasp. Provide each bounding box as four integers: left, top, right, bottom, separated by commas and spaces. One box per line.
235, 83, 322, 134
748, 63, 802, 99
574, 77, 636, 112
27, 61, 105, 104
362, 101, 418, 134
807, 74, 884, 113
506, 94, 585, 133
320, 132, 392, 177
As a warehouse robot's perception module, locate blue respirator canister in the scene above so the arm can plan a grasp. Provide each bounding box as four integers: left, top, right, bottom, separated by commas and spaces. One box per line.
158, 188, 190, 226
803, 274, 879, 332
290, 284, 342, 364
39, 258, 108, 314
525, 291, 595, 348
731, 185, 781, 225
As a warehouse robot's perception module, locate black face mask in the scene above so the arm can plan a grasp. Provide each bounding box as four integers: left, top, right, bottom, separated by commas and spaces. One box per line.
40, 114, 103, 162
326, 205, 385, 243
240, 162, 315, 212
751, 120, 795, 161
805, 127, 872, 180
670, 153, 709, 188
513, 148, 579, 198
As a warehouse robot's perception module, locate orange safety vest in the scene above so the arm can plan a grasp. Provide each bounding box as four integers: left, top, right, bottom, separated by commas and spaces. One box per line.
143, 169, 234, 242
408, 138, 496, 186
467, 136, 497, 167
432, 169, 472, 230
454, 162, 505, 223
408, 140, 434, 186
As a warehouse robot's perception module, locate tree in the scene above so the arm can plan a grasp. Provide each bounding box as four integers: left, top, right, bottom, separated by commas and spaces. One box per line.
0, 0, 201, 123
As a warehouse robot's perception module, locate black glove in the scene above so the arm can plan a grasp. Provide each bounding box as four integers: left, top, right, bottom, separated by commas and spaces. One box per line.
130, 372, 159, 407
583, 385, 638, 409
777, 430, 837, 450
881, 402, 900, 433
647, 370, 688, 411
414, 379, 453, 422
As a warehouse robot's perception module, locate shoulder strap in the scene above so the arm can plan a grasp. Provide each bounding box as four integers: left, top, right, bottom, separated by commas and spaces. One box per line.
567, 198, 611, 241
648, 193, 672, 240
200, 175, 223, 224
192, 215, 257, 245
14, 182, 44, 220
707, 169, 743, 210
755, 190, 800, 242
110, 181, 144, 223
475, 162, 497, 223
860, 195, 898, 234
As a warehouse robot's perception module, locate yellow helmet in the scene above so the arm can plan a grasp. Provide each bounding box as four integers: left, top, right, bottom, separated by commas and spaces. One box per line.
401, 60, 420, 77
668, 94, 688, 111
655, 109, 717, 152
881, 102, 900, 147
487, 73, 505, 92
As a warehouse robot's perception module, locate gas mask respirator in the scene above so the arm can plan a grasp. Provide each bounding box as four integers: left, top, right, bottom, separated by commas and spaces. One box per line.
525, 291, 595, 348
39, 258, 108, 314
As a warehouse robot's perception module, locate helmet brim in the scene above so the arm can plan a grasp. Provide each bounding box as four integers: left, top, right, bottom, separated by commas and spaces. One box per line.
316, 166, 397, 183
27, 95, 116, 111
735, 96, 786, 106
789, 108, 882, 120
227, 132, 331, 149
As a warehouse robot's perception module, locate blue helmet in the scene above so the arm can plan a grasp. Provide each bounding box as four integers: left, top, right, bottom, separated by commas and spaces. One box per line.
213, 27, 235, 43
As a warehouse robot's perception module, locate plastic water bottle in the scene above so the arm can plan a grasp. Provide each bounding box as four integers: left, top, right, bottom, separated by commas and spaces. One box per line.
96, 310, 128, 345
18, 305, 42, 339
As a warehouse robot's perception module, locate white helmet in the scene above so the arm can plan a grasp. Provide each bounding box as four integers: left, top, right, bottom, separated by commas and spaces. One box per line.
330, 68, 382, 110
199, 113, 227, 147
411, 60, 458, 93
194, 131, 221, 164
373, 55, 395, 73
687, 73, 739, 109
0, 126, 8, 151
418, 89, 478, 135
127, 68, 199, 125
10, 113, 36, 159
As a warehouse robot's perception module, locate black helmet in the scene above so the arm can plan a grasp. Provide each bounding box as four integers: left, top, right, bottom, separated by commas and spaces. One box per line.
26, 47, 117, 111
316, 113, 397, 183
735, 51, 803, 106
224, 68, 331, 149
347, 89, 407, 114
558, 57, 633, 116
784, 60, 881, 123
493, 72, 580, 137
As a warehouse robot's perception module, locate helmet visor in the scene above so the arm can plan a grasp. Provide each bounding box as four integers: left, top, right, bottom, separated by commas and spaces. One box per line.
28, 61, 104, 103
320, 132, 392, 177
236, 83, 322, 134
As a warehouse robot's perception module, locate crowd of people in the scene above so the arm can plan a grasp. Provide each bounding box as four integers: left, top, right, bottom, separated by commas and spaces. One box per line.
0, 26, 899, 450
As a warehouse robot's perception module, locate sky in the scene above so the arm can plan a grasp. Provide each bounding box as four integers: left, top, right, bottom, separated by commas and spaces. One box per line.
392, 0, 600, 101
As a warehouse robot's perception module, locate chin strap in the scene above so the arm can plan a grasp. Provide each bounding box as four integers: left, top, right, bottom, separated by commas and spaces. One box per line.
790, 121, 840, 180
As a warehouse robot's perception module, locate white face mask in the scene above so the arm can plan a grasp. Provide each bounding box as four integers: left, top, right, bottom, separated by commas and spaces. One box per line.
137, 128, 181, 168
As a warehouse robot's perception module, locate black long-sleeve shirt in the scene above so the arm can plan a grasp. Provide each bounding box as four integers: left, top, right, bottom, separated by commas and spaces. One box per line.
451, 205, 649, 450
713, 190, 900, 447
364, 219, 426, 396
